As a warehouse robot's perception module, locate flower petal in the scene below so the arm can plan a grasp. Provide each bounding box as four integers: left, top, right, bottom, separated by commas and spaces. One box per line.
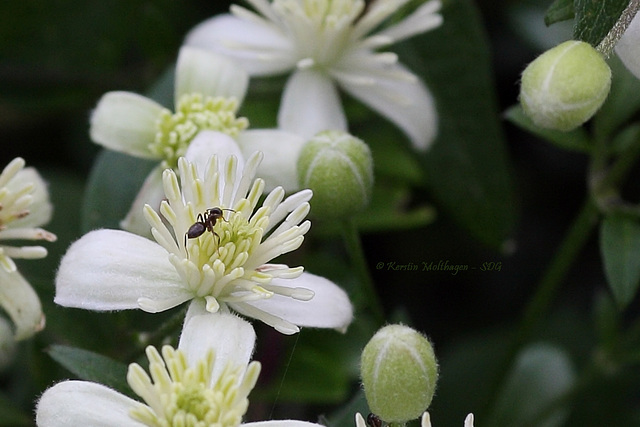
90, 92, 164, 158
237, 272, 353, 332
180, 300, 256, 380
184, 130, 245, 182
0, 268, 44, 340
278, 70, 347, 140
375, 0, 443, 44
185, 14, 296, 76
236, 129, 306, 192
36, 380, 143, 427
335, 60, 437, 150
120, 165, 165, 238
175, 46, 249, 105
616, 10, 640, 79
55, 229, 190, 311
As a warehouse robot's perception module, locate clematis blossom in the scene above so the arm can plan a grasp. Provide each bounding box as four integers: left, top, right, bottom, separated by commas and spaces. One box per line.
55, 141, 353, 335
186, 0, 443, 150
90, 46, 306, 235
37, 305, 335, 427
0, 158, 56, 340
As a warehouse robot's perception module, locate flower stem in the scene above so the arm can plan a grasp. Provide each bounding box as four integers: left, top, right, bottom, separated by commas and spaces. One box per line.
341, 219, 385, 324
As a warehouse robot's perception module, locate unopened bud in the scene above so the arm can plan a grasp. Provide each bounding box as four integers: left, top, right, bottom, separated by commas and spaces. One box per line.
360, 324, 438, 423
297, 130, 373, 219
520, 40, 611, 131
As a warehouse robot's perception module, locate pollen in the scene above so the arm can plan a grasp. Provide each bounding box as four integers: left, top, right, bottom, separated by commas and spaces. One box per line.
151, 93, 249, 169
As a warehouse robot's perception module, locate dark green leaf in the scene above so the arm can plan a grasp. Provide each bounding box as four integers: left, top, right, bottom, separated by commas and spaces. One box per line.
610, 123, 640, 155
600, 215, 640, 308
574, 0, 630, 46
593, 291, 621, 349
505, 104, 592, 152
594, 55, 640, 142
545, 0, 575, 26
81, 149, 156, 232
399, 0, 517, 247
47, 345, 132, 397
487, 344, 575, 427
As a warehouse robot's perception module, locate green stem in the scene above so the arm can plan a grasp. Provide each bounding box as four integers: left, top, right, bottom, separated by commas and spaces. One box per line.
341, 219, 385, 324
481, 129, 640, 424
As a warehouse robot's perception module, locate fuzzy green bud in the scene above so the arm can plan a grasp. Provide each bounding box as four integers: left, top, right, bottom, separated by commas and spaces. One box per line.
360, 324, 438, 423
520, 40, 611, 131
297, 130, 373, 219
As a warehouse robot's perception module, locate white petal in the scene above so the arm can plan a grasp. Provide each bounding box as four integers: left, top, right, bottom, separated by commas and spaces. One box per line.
180, 300, 256, 380
336, 61, 437, 150
240, 272, 353, 332
90, 92, 164, 158
175, 46, 249, 105
184, 130, 244, 182
120, 166, 165, 238
376, 0, 443, 44
464, 413, 475, 427
616, 10, 640, 79
6, 167, 53, 228
55, 229, 190, 311
0, 268, 44, 340
278, 70, 347, 140
236, 129, 306, 192
36, 380, 144, 427
185, 14, 296, 76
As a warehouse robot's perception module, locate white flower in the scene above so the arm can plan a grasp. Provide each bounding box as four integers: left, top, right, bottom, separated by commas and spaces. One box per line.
186, 0, 443, 150
37, 306, 330, 427
0, 158, 56, 340
90, 46, 306, 235
616, 8, 640, 79
55, 148, 353, 335
355, 412, 474, 427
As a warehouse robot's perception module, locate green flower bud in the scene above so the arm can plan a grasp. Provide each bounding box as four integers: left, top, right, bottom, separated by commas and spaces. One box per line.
519, 40, 611, 131
360, 324, 438, 423
297, 130, 373, 219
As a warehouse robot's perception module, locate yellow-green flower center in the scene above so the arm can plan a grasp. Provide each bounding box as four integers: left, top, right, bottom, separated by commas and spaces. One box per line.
151, 93, 249, 169
128, 345, 259, 427
187, 210, 264, 276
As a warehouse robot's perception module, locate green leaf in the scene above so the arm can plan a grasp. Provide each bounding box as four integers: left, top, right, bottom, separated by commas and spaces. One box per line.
47, 345, 132, 397
545, 0, 575, 26
574, 0, 630, 46
594, 55, 640, 142
399, 0, 516, 247
487, 343, 575, 427
600, 215, 640, 308
505, 104, 592, 153
81, 149, 156, 232
593, 291, 621, 349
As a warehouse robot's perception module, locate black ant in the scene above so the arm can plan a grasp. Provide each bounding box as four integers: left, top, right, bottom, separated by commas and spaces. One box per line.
184, 207, 235, 249
366, 414, 383, 427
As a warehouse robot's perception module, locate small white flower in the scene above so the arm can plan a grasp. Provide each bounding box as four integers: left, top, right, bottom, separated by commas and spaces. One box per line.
37, 307, 330, 427
355, 412, 474, 427
90, 46, 306, 235
55, 148, 352, 335
616, 8, 640, 79
0, 158, 56, 340
186, 0, 443, 150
